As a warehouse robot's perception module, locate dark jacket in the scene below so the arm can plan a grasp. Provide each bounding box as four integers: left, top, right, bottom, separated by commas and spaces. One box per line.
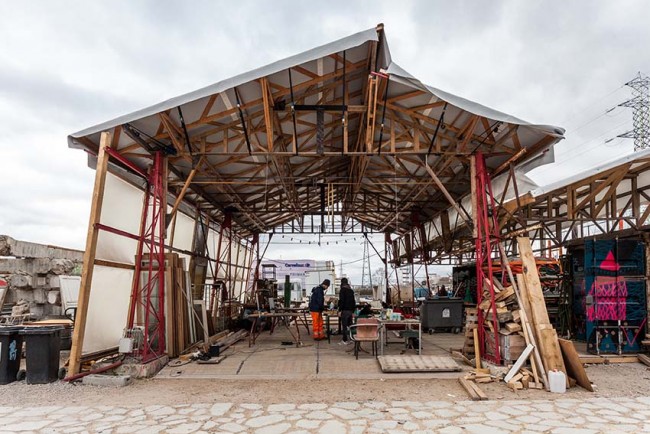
309, 285, 325, 312
338, 284, 356, 311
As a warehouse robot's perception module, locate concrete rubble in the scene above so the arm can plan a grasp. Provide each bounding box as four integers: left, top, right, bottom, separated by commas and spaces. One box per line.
0, 235, 83, 319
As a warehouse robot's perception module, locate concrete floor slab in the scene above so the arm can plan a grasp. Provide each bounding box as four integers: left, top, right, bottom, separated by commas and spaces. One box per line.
156, 327, 467, 381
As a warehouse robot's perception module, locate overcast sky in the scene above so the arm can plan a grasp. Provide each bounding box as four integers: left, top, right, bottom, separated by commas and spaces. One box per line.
1, 1, 649, 284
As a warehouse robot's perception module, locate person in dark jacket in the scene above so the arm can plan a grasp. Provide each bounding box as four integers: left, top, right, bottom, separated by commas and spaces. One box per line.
309, 279, 329, 340
337, 278, 356, 345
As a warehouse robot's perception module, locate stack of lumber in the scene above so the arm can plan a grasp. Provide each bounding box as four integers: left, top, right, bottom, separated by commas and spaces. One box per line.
208, 329, 248, 355
493, 237, 584, 392
458, 370, 490, 400
478, 281, 526, 363
514, 238, 567, 385
165, 253, 194, 357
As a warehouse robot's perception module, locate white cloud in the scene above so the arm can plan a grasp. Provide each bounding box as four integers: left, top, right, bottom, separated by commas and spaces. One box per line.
0, 0, 648, 280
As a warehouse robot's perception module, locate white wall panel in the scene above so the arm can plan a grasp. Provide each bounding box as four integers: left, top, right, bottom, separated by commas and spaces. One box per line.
83, 265, 132, 353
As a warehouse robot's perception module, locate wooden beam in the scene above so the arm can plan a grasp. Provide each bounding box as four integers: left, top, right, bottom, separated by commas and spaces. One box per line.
423, 162, 472, 227
260, 77, 274, 152
470, 155, 478, 238
168, 159, 202, 223
68, 131, 112, 376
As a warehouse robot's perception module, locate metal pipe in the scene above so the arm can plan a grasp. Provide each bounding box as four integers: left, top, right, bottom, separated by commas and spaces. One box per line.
64, 360, 123, 382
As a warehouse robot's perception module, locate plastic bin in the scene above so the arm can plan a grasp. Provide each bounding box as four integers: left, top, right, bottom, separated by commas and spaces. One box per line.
20, 326, 63, 384
420, 298, 464, 333
0, 326, 23, 384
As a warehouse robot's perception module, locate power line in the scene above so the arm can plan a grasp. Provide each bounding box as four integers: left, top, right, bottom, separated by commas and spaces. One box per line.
618, 72, 650, 151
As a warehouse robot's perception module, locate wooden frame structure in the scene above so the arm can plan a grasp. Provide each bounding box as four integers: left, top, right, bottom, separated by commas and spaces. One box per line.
67, 25, 566, 374
395, 149, 650, 265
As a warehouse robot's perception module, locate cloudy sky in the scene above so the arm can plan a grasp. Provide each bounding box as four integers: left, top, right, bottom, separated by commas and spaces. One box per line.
1, 1, 649, 283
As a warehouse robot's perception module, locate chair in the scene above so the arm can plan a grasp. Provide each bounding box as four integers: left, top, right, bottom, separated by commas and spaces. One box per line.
348, 318, 381, 359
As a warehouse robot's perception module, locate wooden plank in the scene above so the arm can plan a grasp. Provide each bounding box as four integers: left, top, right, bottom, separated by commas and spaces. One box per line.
638, 354, 650, 367
468, 380, 488, 400
558, 338, 594, 392
68, 132, 112, 376
378, 355, 461, 373
504, 344, 534, 383
473, 328, 481, 370
451, 351, 474, 367
579, 355, 641, 364
517, 237, 567, 378
505, 323, 522, 333
458, 377, 481, 401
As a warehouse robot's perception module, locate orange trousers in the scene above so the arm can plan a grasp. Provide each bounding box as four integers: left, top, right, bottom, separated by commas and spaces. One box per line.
311, 311, 324, 339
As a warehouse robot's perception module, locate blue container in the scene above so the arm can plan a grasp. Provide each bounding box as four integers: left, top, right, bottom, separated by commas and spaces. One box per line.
583, 239, 647, 354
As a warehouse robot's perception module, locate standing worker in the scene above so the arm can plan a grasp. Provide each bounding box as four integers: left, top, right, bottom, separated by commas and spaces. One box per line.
338, 278, 355, 345
309, 279, 330, 340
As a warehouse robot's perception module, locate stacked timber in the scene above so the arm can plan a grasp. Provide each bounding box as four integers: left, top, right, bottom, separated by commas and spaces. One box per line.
473, 280, 527, 364
497, 237, 579, 392
162, 253, 210, 358
211, 329, 248, 354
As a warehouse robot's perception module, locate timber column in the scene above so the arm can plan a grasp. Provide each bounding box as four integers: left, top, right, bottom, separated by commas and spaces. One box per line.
68, 131, 112, 376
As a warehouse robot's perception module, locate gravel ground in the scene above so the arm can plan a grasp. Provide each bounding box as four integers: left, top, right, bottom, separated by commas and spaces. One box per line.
0, 363, 649, 407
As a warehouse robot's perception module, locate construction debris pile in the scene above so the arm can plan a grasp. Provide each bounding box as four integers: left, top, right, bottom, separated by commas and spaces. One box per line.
0, 235, 82, 320
460, 237, 592, 397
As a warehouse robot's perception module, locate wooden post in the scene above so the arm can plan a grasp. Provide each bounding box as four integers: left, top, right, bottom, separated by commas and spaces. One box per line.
68, 132, 112, 376
470, 155, 478, 238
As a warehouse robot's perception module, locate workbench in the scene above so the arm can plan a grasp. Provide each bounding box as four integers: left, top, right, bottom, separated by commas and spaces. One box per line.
378, 319, 422, 355
247, 312, 310, 346
273, 307, 311, 335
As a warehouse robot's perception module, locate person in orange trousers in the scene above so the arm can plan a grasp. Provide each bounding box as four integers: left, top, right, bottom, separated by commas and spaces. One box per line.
309, 279, 330, 340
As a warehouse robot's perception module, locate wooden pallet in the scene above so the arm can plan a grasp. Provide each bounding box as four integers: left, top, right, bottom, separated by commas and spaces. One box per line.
377, 355, 461, 373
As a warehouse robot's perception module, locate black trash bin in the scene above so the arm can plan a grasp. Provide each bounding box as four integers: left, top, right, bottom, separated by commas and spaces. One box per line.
0, 326, 23, 384
20, 326, 63, 384
420, 298, 464, 333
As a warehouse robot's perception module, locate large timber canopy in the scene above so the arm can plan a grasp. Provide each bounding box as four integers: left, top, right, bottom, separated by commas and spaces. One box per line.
69, 25, 565, 238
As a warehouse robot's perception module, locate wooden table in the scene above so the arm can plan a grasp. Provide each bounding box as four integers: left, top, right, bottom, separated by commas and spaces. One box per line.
378, 319, 422, 355
247, 312, 309, 347
274, 307, 311, 335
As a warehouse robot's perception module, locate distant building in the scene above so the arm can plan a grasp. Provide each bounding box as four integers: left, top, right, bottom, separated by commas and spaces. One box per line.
263, 259, 337, 297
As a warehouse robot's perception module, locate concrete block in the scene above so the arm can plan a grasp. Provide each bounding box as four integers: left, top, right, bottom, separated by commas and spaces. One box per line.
33, 275, 47, 287
47, 290, 61, 304
29, 304, 44, 317
0, 235, 83, 261
32, 288, 47, 304
49, 259, 76, 275
82, 374, 133, 387
44, 304, 62, 316
116, 355, 169, 378
9, 274, 32, 288
15, 289, 34, 303
0, 258, 58, 275
49, 275, 61, 288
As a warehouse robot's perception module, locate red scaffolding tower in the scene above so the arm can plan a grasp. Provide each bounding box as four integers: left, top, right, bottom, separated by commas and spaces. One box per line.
473, 152, 502, 365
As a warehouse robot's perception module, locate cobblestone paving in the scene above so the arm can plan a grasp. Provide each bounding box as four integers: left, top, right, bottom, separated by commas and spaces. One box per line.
1, 396, 649, 433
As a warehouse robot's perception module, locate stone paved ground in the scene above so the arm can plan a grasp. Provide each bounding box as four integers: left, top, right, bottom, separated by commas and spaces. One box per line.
1, 396, 649, 433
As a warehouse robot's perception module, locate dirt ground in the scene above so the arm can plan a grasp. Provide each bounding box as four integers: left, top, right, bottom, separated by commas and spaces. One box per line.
1, 363, 649, 407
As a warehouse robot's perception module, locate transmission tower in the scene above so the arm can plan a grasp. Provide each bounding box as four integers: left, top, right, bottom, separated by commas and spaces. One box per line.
618, 72, 650, 151
361, 237, 373, 291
